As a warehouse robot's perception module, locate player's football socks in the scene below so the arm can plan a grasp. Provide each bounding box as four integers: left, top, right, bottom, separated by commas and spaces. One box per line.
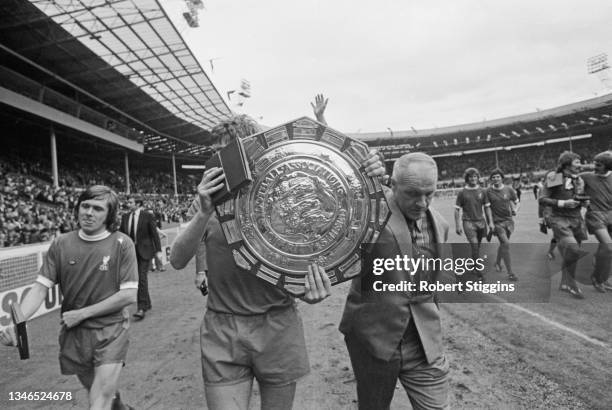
559, 269, 569, 291
561, 246, 587, 281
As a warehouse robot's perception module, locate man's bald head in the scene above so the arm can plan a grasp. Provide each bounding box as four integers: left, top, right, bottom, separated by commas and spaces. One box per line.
391, 153, 438, 220
392, 153, 438, 187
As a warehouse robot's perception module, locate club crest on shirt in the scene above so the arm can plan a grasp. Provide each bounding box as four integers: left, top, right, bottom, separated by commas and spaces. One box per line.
99, 255, 110, 271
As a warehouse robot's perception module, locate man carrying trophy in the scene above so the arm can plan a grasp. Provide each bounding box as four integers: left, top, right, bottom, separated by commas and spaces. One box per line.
170, 96, 386, 410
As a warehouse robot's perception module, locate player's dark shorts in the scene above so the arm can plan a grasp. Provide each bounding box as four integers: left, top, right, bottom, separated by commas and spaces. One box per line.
549, 215, 588, 241
463, 220, 486, 241
494, 220, 514, 238
59, 320, 129, 375
585, 210, 612, 234
200, 304, 309, 386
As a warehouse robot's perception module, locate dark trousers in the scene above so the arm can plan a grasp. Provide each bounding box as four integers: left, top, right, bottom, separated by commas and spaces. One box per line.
345, 320, 449, 410
136, 256, 151, 311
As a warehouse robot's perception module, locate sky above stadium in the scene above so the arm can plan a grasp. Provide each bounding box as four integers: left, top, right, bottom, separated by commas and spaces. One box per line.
164, 0, 612, 133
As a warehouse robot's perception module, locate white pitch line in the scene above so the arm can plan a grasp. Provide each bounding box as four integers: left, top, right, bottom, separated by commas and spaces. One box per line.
462, 272, 611, 350
506, 303, 609, 349
481, 267, 611, 349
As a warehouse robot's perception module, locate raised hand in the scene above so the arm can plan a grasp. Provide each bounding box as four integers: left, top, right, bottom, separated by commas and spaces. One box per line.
310, 94, 328, 124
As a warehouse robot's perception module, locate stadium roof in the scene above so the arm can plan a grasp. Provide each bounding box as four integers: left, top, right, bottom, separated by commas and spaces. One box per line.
0, 0, 232, 155
352, 92, 612, 159
354, 92, 612, 142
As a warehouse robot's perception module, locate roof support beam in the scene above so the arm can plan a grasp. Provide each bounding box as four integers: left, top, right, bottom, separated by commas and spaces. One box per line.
0, 86, 143, 152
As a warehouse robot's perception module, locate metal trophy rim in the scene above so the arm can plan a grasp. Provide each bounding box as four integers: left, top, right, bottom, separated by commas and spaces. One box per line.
214, 117, 390, 296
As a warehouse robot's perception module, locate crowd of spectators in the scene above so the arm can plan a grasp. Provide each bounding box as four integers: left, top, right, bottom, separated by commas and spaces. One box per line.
435, 136, 611, 186
0, 158, 80, 248
0, 155, 196, 248
2, 133, 609, 248
20, 154, 198, 195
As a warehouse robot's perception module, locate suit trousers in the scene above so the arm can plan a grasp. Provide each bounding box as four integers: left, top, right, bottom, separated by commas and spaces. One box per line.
136, 255, 152, 311
345, 319, 449, 410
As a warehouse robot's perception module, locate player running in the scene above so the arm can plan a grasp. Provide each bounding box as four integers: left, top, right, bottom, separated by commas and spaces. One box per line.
539, 152, 589, 299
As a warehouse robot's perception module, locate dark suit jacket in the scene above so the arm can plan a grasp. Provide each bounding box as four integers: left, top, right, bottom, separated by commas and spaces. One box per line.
339, 189, 452, 364
120, 209, 161, 260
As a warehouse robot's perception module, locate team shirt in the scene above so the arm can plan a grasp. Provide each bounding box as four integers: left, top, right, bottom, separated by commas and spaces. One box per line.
187, 198, 293, 315
455, 186, 488, 221
36, 230, 138, 328
539, 172, 583, 218
486, 185, 517, 223
580, 171, 612, 212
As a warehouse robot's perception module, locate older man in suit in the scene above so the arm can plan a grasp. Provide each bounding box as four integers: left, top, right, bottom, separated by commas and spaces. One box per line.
340, 152, 451, 410
120, 197, 161, 320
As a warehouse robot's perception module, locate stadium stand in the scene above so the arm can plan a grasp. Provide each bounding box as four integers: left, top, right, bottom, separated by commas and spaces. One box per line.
434, 133, 611, 184
1, 3, 612, 244
0, 153, 194, 248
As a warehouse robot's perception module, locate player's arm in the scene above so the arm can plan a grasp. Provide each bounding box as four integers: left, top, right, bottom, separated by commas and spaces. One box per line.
171, 207, 210, 269
482, 191, 491, 230
62, 289, 136, 329
0, 281, 49, 345
512, 199, 520, 215
539, 183, 579, 209
1, 265, 56, 346
484, 205, 493, 228
538, 183, 555, 207
454, 191, 463, 235
454, 208, 462, 235
454, 197, 463, 236
194, 240, 208, 289
170, 168, 224, 269
308, 95, 384, 178
311, 93, 328, 125
19, 283, 49, 320
3, 239, 60, 330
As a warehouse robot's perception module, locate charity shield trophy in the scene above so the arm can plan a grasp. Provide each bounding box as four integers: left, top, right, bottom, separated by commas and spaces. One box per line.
214, 117, 390, 296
